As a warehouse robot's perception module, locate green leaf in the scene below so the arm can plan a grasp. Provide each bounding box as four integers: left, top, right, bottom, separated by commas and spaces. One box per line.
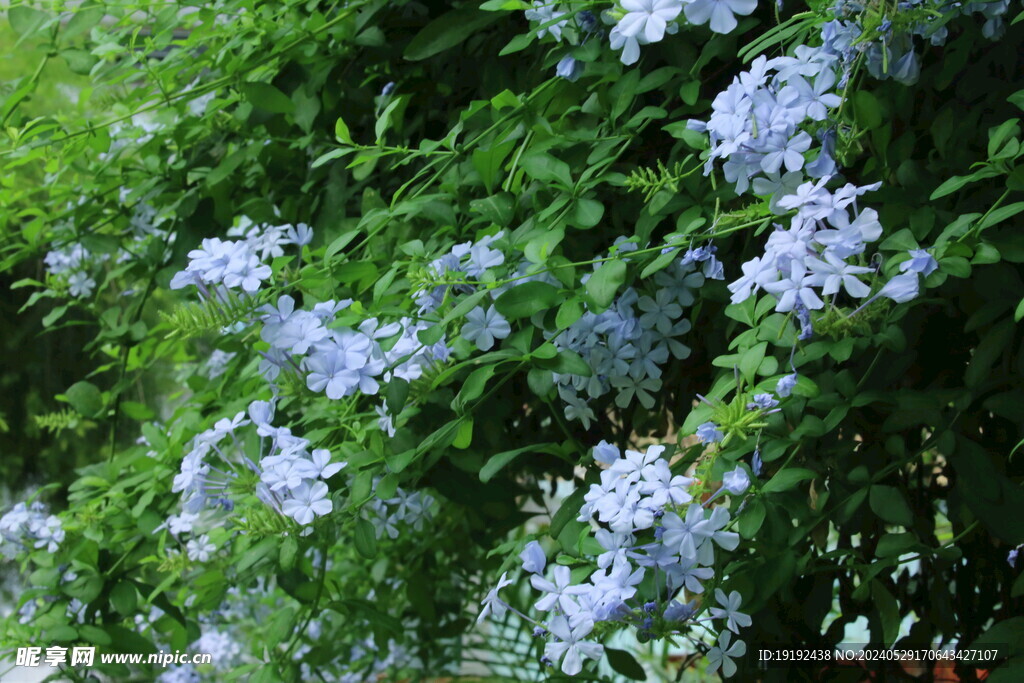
571, 198, 604, 228
236, 538, 277, 573
279, 536, 298, 570
879, 228, 918, 252
324, 229, 361, 265
9, 6, 49, 37
455, 365, 497, 406
335, 116, 353, 144
605, 647, 646, 680
585, 260, 627, 311
494, 280, 561, 319
470, 193, 515, 226
738, 500, 767, 539
66, 381, 103, 418
42, 305, 68, 327
556, 298, 584, 329
978, 201, 1024, 232
760, 467, 815, 494
385, 449, 416, 474
969, 617, 1024, 659
453, 418, 473, 449
640, 248, 680, 279
520, 152, 573, 189
480, 444, 547, 483
110, 581, 138, 615
499, 32, 534, 56
375, 98, 402, 143
534, 350, 593, 377
869, 485, 914, 526
63, 6, 104, 42
550, 488, 586, 537
472, 140, 515, 193
239, 82, 294, 114
386, 378, 410, 415
403, 9, 502, 61
871, 581, 900, 648
354, 519, 378, 559
852, 90, 883, 130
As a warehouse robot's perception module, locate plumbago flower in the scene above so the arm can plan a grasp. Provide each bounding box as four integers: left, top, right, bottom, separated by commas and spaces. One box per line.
475, 441, 751, 677
169, 215, 313, 297
0, 501, 65, 558
169, 399, 345, 541
540, 240, 715, 427
409, 231, 715, 427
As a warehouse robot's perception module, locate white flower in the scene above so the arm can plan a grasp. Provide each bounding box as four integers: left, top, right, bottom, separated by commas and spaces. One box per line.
900, 249, 938, 276
878, 272, 919, 303
806, 251, 872, 298
530, 565, 589, 613
524, 1, 568, 41
721, 466, 750, 495
67, 271, 96, 298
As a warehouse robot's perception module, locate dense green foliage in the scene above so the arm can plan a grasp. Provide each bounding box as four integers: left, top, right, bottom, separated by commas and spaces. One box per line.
2, 0, 1024, 681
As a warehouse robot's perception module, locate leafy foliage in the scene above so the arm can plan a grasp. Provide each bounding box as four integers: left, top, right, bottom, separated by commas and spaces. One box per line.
1, 0, 1023, 681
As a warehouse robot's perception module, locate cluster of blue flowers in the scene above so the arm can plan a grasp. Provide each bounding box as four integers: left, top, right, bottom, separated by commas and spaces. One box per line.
549, 240, 720, 426
412, 229, 726, 426
365, 484, 436, 540
726, 178, 935, 323
825, 0, 1016, 87
170, 399, 345, 539
524, 0, 760, 72
687, 20, 945, 333
477, 442, 751, 677
44, 196, 174, 299
0, 500, 64, 558
169, 216, 310, 294
686, 50, 843, 196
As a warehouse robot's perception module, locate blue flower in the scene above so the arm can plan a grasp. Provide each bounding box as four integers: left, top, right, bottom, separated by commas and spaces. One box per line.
461, 305, 511, 351
899, 249, 938, 277
746, 393, 779, 411
721, 467, 750, 495
776, 373, 798, 398
520, 540, 546, 574
556, 55, 584, 82
696, 421, 724, 443
751, 449, 763, 477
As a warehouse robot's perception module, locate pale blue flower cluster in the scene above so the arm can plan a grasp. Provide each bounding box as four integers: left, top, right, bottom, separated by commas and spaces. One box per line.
0, 500, 64, 557
169, 236, 273, 294
259, 294, 448, 400
44, 198, 173, 299
549, 242, 717, 427
824, 0, 1016, 87
170, 400, 345, 533
365, 485, 436, 540
687, 51, 842, 196
415, 231, 506, 314
522, 0, 759, 77
170, 216, 309, 295
44, 243, 103, 298
477, 442, 751, 677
